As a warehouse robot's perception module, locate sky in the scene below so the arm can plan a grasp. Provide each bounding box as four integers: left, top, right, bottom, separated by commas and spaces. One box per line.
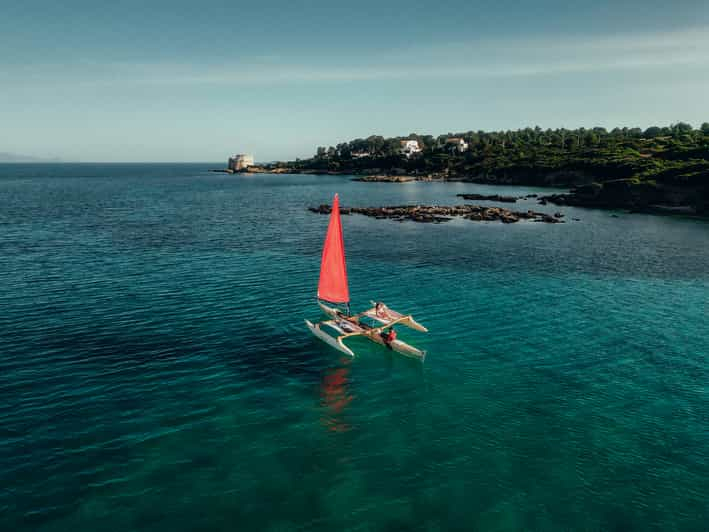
1, 0, 708, 162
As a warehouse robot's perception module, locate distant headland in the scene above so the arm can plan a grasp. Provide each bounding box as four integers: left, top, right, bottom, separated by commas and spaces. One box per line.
234, 123, 709, 217
0, 152, 64, 163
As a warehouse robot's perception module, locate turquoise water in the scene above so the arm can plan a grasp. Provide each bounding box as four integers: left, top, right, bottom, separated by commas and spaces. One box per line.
1, 163, 708, 531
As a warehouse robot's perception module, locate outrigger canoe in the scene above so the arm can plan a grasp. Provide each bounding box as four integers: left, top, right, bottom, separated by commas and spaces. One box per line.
305, 194, 428, 360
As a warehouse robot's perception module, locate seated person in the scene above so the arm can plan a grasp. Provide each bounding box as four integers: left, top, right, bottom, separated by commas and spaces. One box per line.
374, 302, 392, 320
380, 327, 397, 349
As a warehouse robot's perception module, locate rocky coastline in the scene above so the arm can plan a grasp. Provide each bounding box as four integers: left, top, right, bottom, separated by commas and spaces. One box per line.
536, 179, 707, 216
211, 166, 706, 218
308, 204, 565, 224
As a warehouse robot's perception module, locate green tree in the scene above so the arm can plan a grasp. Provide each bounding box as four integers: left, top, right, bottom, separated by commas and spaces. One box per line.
336, 143, 350, 158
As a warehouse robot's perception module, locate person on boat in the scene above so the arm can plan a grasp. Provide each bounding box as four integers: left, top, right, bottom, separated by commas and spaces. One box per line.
375, 302, 391, 320
381, 327, 396, 349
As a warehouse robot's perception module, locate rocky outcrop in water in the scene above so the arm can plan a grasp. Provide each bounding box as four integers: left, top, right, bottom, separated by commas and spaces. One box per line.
352, 172, 448, 182
352, 175, 416, 183
308, 204, 564, 224
456, 193, 519, 203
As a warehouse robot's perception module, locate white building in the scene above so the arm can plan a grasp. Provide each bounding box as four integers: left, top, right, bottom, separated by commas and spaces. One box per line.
399, 139, 422, 157
228, 154, 254, 171
445, 138, 469, 153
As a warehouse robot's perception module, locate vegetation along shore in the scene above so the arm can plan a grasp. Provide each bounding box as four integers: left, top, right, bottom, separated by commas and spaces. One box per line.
259, 123, 709, 217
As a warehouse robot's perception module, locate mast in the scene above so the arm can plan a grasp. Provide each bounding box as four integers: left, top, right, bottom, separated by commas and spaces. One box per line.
317, 193, 350, 307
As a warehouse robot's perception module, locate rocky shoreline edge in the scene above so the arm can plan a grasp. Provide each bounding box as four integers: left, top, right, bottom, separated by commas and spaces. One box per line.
350, 176, 706, 217
308, 204, 565, 224
209, 167, 706, 218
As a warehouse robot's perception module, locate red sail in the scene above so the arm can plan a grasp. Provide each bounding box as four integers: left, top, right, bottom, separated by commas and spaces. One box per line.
317, 194, 350, 304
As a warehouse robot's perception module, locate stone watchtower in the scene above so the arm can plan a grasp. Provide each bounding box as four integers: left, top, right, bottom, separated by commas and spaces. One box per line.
228, 154, 254, 172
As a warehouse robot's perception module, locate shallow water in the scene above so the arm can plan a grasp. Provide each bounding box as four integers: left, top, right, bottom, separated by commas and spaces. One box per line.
1, 163, 708, 531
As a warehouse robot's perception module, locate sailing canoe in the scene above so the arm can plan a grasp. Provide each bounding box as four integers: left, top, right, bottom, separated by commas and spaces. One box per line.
306, 193, 427, 359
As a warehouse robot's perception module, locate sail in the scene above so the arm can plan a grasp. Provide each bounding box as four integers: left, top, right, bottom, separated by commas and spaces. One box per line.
317, 194, 350, 304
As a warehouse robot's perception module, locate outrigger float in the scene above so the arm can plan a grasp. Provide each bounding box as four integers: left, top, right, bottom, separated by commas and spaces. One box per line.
305, 194, 428, 360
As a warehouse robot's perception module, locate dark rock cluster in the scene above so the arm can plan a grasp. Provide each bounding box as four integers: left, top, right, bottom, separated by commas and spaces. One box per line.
352, 175, 416, 183
308, 204, 564, 224
456, 193, 519, 203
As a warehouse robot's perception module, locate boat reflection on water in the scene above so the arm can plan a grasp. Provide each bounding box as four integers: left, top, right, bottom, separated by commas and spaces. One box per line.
320, 357, 354, 433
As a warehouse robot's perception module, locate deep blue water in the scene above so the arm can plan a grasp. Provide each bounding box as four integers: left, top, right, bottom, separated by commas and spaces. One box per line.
1, 163, 708, 531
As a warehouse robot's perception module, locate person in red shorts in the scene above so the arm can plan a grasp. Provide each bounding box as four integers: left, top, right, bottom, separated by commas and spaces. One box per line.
381, 327, 396, 349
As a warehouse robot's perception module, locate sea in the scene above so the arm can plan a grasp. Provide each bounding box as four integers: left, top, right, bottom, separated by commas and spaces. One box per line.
1, 163, 707, 531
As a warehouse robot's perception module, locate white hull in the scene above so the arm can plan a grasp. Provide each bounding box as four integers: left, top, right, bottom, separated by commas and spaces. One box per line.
305, 320, 355, 357
367, 300, 428, 332
366, 331, 427, 360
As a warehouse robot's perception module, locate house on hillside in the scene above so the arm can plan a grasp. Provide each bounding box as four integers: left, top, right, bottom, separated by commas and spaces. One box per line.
445, 137, 469, 153
400, 139, 422, 158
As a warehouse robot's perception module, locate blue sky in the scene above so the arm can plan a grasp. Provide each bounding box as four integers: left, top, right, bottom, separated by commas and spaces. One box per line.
1, 0, 708, 162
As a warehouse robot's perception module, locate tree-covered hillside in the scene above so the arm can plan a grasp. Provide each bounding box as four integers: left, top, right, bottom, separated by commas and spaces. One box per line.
276, 123, 709, 215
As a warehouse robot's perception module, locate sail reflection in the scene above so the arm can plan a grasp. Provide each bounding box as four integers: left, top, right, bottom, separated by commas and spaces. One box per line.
320, 357, 354, 432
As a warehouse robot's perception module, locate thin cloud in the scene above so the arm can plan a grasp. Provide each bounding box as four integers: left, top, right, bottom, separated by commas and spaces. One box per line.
2, 26, 708, 88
